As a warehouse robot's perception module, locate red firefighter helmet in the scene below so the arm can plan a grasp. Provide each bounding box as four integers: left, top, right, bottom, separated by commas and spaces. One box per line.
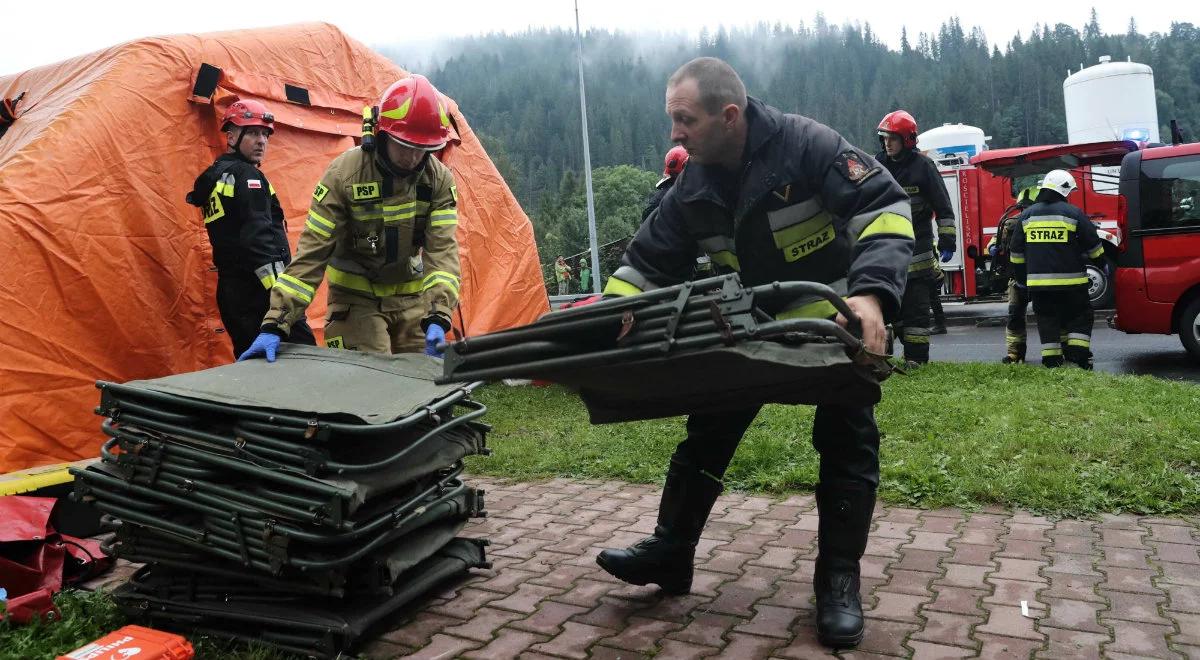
376, 74, 450, 151
663, 145, 689, 178
877, 110, 918, 149
222, 100, 274, 134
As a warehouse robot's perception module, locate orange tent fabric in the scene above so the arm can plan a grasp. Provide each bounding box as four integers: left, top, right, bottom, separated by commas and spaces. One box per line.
0, 23, 548, 472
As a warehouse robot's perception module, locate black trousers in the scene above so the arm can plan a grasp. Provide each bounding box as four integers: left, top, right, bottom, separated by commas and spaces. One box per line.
1030, 286, 1092, 368
1005, 281, 1030, 359
928, 276, 945, 325
216, 272, 315, 358
896, 274, 932, 363
672, 404, 880, 489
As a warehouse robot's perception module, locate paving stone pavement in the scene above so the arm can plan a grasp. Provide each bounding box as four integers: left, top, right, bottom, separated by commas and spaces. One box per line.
88, 477, 1200, 659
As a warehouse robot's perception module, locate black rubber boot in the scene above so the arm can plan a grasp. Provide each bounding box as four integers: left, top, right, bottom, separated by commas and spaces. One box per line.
814, 480, 875, 649
596, 456, 723, 595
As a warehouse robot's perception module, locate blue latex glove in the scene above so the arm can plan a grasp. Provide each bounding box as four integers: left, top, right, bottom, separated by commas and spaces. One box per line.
239, 332, 280, 362
988, 243, 998, 257
940, 249, 955, 263
425, 324, 446, 358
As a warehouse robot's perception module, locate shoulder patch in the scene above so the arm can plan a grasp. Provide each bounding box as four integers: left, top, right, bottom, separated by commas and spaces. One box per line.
313, 183, 329, 202
834, 150, 880, 186
247, 179, 262, 189
351, 181, 381, 201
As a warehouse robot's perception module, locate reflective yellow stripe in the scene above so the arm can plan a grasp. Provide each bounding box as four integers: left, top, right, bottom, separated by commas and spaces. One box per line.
305, 219, 332, 238
772, 212, 832, 249
275, 273, 314, 304
777, 299, 838, 320
383, 202, 419, 212
430, 209, 458, 227
308, 209, 336, 232
603, 277, 642, 297
1010, 254, 1025, 264
1028, 277, 1089, 287
423, 270, 461, 297
937, 226, 956, 235
710, 250, 740, 271
1042, 347, 1064, 356
1087, 244, 1105, 259
859, 212, 915, 239
259, 273, 276, 289
326, 266, 423, 297
908, 257, 937, 272
1067, 338, 1091, 347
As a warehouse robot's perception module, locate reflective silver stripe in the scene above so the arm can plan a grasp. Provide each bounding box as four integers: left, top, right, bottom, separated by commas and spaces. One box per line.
847, 201, 912, 241
910, 250, 935, 264
767, 197, 824, 231
1023, 214, 1079, 228
610, 265, 661, 292
1067, 333, 1090, 341
936, 217, 956, 228
778, 278, 847, 317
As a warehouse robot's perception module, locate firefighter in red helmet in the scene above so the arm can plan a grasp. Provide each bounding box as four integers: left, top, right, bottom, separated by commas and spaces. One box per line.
642, 145, 691, 224
240, 74, 461, 362
186, 99, 316, 358
875, 110, 956, 366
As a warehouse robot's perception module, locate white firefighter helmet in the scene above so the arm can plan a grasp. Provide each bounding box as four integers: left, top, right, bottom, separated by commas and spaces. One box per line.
1039, 169, 1077, 197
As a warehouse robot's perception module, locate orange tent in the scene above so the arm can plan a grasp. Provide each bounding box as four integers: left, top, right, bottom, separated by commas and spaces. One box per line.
0, 23, 548, 473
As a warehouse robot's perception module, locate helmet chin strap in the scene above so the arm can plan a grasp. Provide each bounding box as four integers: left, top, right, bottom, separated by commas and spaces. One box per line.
375, 135, 429, 178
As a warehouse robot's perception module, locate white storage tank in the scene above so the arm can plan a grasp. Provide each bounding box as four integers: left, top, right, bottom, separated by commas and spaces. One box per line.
916, 123, 988, 165
1064, 56, 1159, 144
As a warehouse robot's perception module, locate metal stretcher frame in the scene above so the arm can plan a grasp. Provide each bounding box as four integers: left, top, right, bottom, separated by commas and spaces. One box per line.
111, 538, 489, 659
98, 416, 488, 523
75, 461, 479, 572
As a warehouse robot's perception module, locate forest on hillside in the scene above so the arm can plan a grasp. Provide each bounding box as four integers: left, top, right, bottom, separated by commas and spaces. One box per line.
380, 11, 1200, 283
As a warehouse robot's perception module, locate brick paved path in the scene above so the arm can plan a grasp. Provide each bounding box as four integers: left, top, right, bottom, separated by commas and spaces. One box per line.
355, 477, 1200, 659
89, 477, 1200, 658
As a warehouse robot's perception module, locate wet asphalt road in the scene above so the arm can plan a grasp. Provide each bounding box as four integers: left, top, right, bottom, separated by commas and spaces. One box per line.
935, 303, 1200, 384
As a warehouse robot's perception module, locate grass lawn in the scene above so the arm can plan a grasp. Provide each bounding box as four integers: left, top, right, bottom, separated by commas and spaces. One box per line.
468, 363, 1200, 517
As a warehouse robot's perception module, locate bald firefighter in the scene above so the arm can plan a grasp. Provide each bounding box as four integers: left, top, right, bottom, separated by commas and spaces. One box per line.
239, 75, 461, 361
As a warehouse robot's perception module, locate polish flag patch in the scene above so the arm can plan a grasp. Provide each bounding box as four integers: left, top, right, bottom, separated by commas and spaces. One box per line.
247, 179, 262, 189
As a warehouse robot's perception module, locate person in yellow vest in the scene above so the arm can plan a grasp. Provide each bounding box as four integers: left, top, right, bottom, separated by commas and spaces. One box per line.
239, 75, 460, 361
554, 256, 573, 296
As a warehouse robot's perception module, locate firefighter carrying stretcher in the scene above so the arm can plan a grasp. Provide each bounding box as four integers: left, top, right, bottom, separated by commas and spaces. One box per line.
598, 57, 914, 649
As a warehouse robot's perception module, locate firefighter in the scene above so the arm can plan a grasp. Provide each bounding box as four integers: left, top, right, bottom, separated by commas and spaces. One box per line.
239, 75, 460, 362
990, 185, 1038, 363
641, 145, 689, 223
875, 111, 956, 366
1009, 170, 1104, 368
596, 57, 914, 649
187, 100, 316, 358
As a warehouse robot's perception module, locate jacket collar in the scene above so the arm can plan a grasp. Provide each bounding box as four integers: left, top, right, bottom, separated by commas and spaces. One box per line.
671, 96, 784, 209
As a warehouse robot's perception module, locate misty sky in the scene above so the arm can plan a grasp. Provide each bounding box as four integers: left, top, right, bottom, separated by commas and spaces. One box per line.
2, 0, 1192, 76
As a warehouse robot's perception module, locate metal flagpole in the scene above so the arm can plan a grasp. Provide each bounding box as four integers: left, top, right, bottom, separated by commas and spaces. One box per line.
575, 0, 601, 294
